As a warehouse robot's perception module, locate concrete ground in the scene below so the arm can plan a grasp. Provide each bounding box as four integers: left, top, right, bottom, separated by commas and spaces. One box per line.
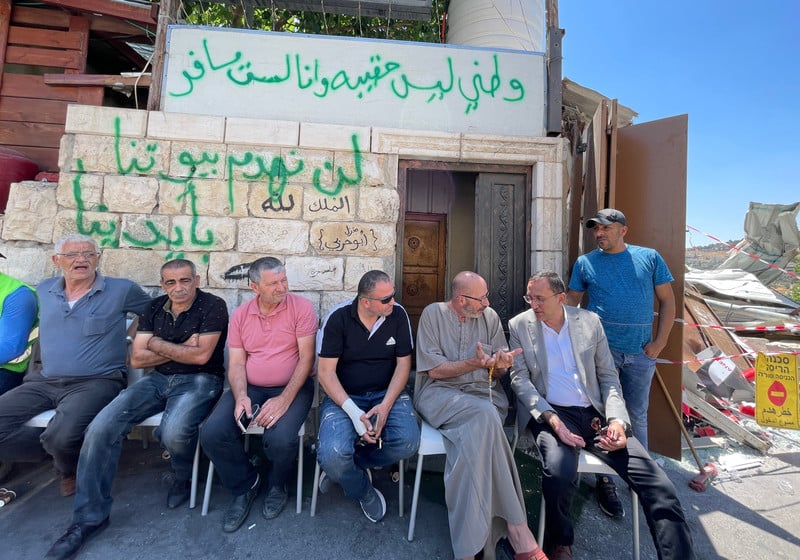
2, 430, 800, 560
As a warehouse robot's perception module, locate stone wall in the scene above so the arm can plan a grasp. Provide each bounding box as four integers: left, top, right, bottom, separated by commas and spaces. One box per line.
0, 104, 567, 319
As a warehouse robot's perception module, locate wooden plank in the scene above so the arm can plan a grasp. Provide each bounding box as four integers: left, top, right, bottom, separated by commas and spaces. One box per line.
0, 97, 68, 124
0, 73, 80, 102
6, 45, 83, 70
0, 143, 58, 171
76, 86, 103, 106
43, 73, 152, 87
684, 290, 752, 370
148, 0, 177, 110
37, 0, 157, 25
7, 25, 83, 50
89, 14, 155, 37
67, 15, 89, 74
0, 0, 10, 92
0, 120, 64, 148
11, 5, 71, 29
683, 389, 770, 453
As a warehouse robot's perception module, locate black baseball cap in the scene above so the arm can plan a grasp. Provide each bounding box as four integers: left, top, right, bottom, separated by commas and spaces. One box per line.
586, 208, 627, 228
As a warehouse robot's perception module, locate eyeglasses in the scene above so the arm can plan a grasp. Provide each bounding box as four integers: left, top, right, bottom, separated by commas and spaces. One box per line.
523, 292, 562, 305
57, 251, 99, 260
362, 291, 395, 305
460, 293, 489, 303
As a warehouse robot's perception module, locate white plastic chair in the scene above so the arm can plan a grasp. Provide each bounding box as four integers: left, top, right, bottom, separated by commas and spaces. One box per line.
406, 419, 446, 541
24, 410, 202, 508
201, 422, 305, 516
537, 450, 640, 560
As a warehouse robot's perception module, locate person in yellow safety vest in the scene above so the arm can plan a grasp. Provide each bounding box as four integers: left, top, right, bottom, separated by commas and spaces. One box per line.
0, 252, 39, 396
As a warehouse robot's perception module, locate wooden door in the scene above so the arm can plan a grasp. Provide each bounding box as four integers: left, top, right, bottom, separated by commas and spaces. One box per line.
474, 173, 529, 330
401, 212, 446, 335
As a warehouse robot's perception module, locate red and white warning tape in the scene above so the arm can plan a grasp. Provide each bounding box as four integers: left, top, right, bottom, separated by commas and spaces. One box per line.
686, 224, 799, 280
676, 319, 800, 333
656, 350, 800, 366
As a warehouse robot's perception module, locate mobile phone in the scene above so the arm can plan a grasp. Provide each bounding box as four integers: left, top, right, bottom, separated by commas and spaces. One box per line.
237, 404, 261, 433
368, 413, 379, 430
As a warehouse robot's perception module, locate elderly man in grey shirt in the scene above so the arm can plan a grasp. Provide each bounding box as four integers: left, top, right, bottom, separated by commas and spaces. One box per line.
415, 271, 547, 560
0, 234, 150, 497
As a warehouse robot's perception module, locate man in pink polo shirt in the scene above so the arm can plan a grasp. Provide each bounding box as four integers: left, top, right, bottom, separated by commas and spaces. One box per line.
200, 257, 318, 533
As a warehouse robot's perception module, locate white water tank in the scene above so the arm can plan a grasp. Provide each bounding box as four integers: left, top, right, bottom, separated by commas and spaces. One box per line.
446, 0, 545, 52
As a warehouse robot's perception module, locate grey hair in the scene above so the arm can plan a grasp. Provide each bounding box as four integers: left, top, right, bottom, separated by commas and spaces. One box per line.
357, 270, 391, 298
161, 259, 197, 278
248, 257, 284, 283
54, 234, 99, 254
528, 271, 566, 294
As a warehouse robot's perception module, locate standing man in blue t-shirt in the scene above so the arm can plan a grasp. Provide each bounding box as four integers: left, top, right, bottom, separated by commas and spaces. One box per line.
566, 208, 675, 518
316, 270, 420, 523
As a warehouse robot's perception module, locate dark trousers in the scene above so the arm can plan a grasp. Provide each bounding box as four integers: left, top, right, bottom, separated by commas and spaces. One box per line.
531, 405, 695, 560
0, 375, 125, 476
199, 378, 313, 496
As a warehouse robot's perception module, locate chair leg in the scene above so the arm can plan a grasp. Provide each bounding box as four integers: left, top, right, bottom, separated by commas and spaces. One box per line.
398, 458, 404, 518
189, 441, 200, 509
537, 496, 545, 545
407, 453, 425, 541
310, 461, 321, 517
632, 490, 640, 560
201, 462, 215, 516
296, 434, 303, 514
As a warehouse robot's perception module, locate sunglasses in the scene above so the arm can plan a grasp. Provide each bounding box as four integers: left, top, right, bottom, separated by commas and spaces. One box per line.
362, 291, 395, 305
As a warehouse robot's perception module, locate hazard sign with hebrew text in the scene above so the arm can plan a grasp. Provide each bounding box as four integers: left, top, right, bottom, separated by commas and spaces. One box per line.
755, 353, 799, 429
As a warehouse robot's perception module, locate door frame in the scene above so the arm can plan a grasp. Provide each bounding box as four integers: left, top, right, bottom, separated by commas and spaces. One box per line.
396, 160, 533, 305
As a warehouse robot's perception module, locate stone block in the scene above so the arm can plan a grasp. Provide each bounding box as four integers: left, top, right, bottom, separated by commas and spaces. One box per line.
311, 222, 395, 256
460, 134, 562, 164
372, 127, 461, 160
171, 215, 236, 251
2, 182, 57, 243
302, 190, 355, 222
532, 197, 563, 252
208, 252, 262, 290
193, 179, 249, 217
281, 148, 333, 190
53, 209, 120, 249
285, 256, 343, 291
101, 249, 167, 286
103, 175, 159, 213
119, 214, 172, 250
65, 105, 148, 137
226, 145, 282, 181
533, 161, 563, 199
249, 183, 303, 220
531, 251, 565, 279
320, 291, 356, 320
238, 218, 309, 254
354, 152, 398, 188
225, 117, 299, 147
57, 172, 103, 210
0, 245, 52, 285
357, 188, 399, 222
147, 111, 225, 142
158, 179, 188, 214
203, 287, 240, 316
167, 142, 227, 179
299, 123, 371, 152
343, 257, 386, 291
67, 133, 170, 176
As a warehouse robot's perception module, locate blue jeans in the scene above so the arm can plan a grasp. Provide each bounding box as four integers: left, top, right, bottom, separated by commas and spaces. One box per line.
317, 391, 419, 500
612, 349, 657, 449
199, 378, 313, 496
73, 372, 222, 526
0, 368, 23, 396
530, 405, 694, 558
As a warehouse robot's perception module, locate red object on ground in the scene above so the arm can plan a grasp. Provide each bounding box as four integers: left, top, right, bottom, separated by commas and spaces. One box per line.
742, 367, 755, 382
739, 403, 756, 417
0, 148, 39, 213
693, 425, 717, 437
35, 172, 59, 183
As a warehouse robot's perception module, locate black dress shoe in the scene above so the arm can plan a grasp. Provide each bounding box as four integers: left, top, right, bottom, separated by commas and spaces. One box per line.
45, 518, 109, 560
167, 479, 191, 509
222, 474, 261, 533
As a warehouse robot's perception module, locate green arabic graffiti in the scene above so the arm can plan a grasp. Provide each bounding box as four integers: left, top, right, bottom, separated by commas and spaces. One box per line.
73, 117, 366, 251
168, 38, 526, 115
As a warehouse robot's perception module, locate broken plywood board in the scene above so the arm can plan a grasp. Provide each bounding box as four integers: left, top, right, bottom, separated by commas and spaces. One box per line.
683, 389, 770, 453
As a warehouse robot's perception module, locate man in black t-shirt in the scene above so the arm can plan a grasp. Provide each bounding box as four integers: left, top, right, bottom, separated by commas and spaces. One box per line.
317, 270, 420, 523
47, 259, 228, 560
